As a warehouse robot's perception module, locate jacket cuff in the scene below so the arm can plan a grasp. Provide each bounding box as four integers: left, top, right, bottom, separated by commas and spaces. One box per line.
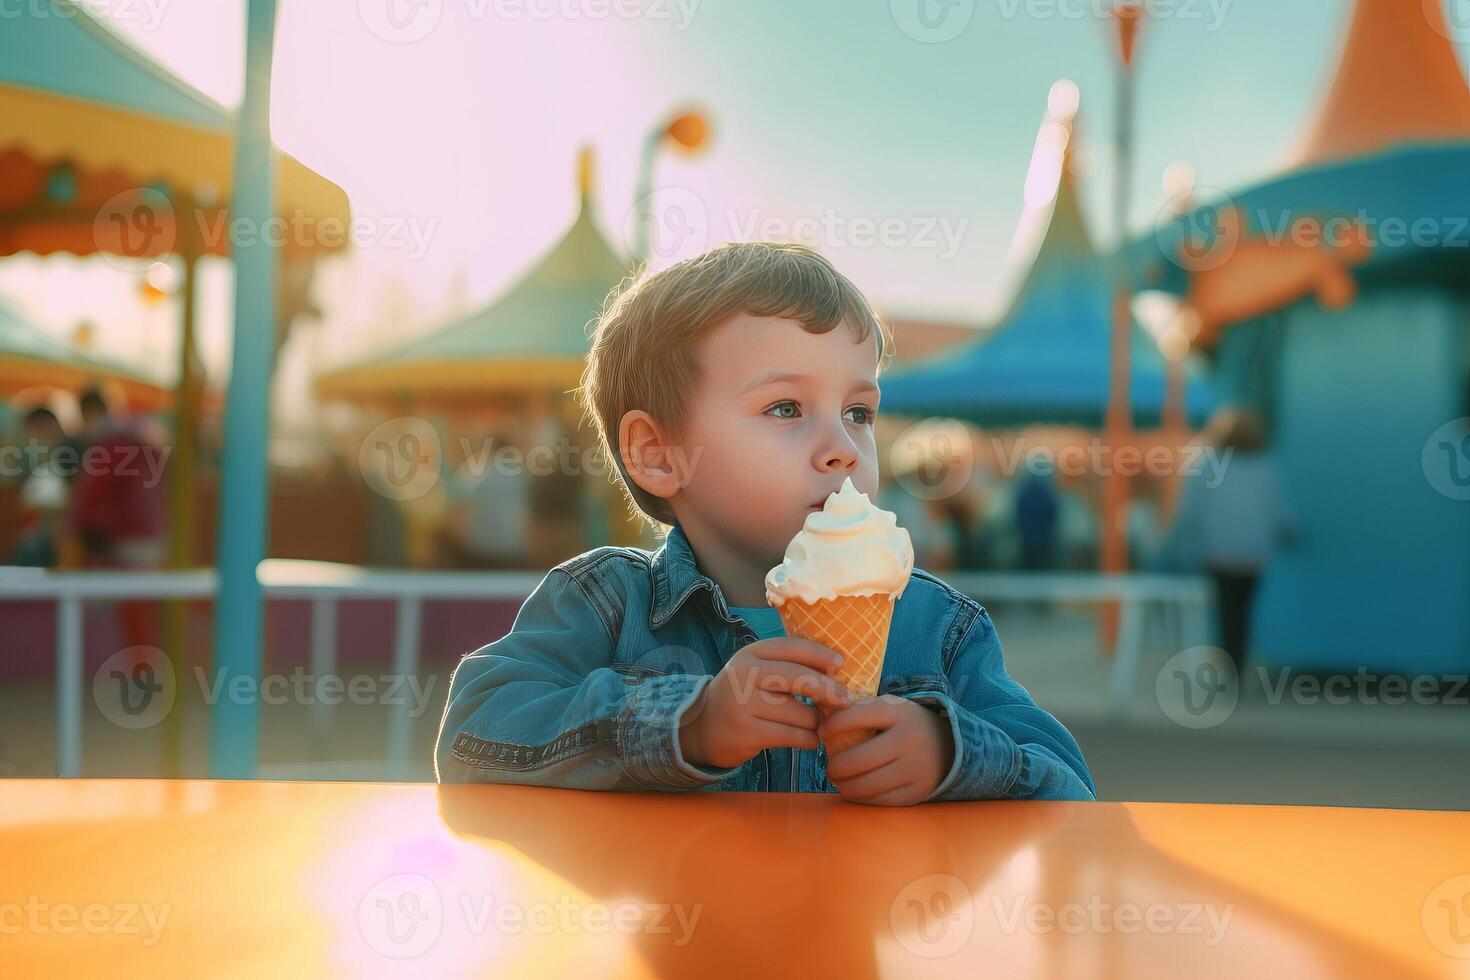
618, 673, 740, 790
903, 691, 1023, 803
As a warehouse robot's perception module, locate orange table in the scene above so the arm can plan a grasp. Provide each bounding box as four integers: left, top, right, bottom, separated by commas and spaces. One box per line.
2, 780, 1468, 978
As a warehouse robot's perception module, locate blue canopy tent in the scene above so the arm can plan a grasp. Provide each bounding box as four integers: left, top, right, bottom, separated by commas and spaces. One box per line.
881, 86, 1216, 430
1129, 0, 1470, 676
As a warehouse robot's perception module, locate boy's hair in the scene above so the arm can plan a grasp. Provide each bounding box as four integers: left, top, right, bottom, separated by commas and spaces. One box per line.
577, 241, 894, 531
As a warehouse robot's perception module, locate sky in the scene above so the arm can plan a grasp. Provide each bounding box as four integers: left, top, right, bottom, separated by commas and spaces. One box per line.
3, 0, 1468, 423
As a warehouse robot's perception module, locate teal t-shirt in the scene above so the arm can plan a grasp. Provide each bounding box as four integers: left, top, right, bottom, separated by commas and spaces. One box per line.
729, 604, 786, 640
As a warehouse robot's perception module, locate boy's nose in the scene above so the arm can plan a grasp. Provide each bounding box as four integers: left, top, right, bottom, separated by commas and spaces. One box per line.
814, 430, 859, 473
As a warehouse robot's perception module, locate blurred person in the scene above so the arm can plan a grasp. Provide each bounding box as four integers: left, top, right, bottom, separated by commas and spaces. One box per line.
6, 406, 71, 566
1168, 408, 1295, 672
1015, 466, 1059, 571
524, 409, 588, 568
66, 384, 167, 649
445, 423, 531, 569
1054, 473, 1098, 571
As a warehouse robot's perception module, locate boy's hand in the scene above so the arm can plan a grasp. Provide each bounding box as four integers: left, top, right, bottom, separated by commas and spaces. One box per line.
679, 639, 854, 770
820, 696, 955, 806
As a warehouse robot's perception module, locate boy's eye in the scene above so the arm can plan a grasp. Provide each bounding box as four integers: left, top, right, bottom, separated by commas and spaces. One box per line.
845, 405, 876, 426
765, 401, 800, 420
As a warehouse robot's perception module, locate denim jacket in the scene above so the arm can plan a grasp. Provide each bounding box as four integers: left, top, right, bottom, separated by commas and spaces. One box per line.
435, 522, 1096, 802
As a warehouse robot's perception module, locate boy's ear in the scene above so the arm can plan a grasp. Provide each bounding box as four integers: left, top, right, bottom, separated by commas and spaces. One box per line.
618, 410, 685, 502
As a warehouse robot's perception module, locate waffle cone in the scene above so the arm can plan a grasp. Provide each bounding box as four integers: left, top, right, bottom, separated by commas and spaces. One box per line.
775, 592, 896, 755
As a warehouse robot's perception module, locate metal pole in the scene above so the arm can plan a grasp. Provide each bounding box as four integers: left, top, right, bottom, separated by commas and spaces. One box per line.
209, 0, 279, 778
1100, 6, 1141, 654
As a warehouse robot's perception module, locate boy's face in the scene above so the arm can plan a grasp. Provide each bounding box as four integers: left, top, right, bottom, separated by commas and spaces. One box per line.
670, 313, 882, 563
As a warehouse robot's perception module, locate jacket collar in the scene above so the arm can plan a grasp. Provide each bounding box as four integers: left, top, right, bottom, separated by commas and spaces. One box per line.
649, 522, 728, 628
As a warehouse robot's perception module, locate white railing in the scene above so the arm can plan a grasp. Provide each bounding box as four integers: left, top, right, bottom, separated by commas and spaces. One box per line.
0, 561, 1212, 778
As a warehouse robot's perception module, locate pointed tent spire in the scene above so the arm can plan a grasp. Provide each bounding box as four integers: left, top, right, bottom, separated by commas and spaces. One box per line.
878, 81, 1217, 429
1292, 0, 1470, 169
577, 143, 595, 207
1000, 80, 1094, 319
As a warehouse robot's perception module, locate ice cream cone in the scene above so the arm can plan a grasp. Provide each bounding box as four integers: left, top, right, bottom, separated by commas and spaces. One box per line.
776, 591, 897, 754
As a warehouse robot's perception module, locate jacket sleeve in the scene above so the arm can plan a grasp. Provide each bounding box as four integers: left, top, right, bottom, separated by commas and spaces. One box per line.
906, 606, 1097, 802
434, 567, 739, 790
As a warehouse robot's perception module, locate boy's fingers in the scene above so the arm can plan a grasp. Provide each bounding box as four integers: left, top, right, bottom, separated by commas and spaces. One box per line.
755, 664, 854, 710
753, 637, 845, 673
823, 731, 900, 781
833, 760, 912, 802
818, 698, 899, 738
753, 720, 821, 752
753, 695, 820, 731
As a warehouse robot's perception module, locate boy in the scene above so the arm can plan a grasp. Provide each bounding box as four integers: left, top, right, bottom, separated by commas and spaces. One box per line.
435, 242, 1095, 804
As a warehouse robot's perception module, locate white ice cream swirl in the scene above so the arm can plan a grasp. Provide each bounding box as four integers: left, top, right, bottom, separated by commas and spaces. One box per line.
764, 476, 914, 606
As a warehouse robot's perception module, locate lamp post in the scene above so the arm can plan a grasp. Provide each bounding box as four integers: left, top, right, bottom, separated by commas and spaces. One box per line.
631, 108, 709, 266
1100, 1, 1144, 653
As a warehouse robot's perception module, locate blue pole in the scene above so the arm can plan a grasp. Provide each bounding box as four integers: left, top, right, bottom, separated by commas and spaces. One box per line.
210, 0, 279, 778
